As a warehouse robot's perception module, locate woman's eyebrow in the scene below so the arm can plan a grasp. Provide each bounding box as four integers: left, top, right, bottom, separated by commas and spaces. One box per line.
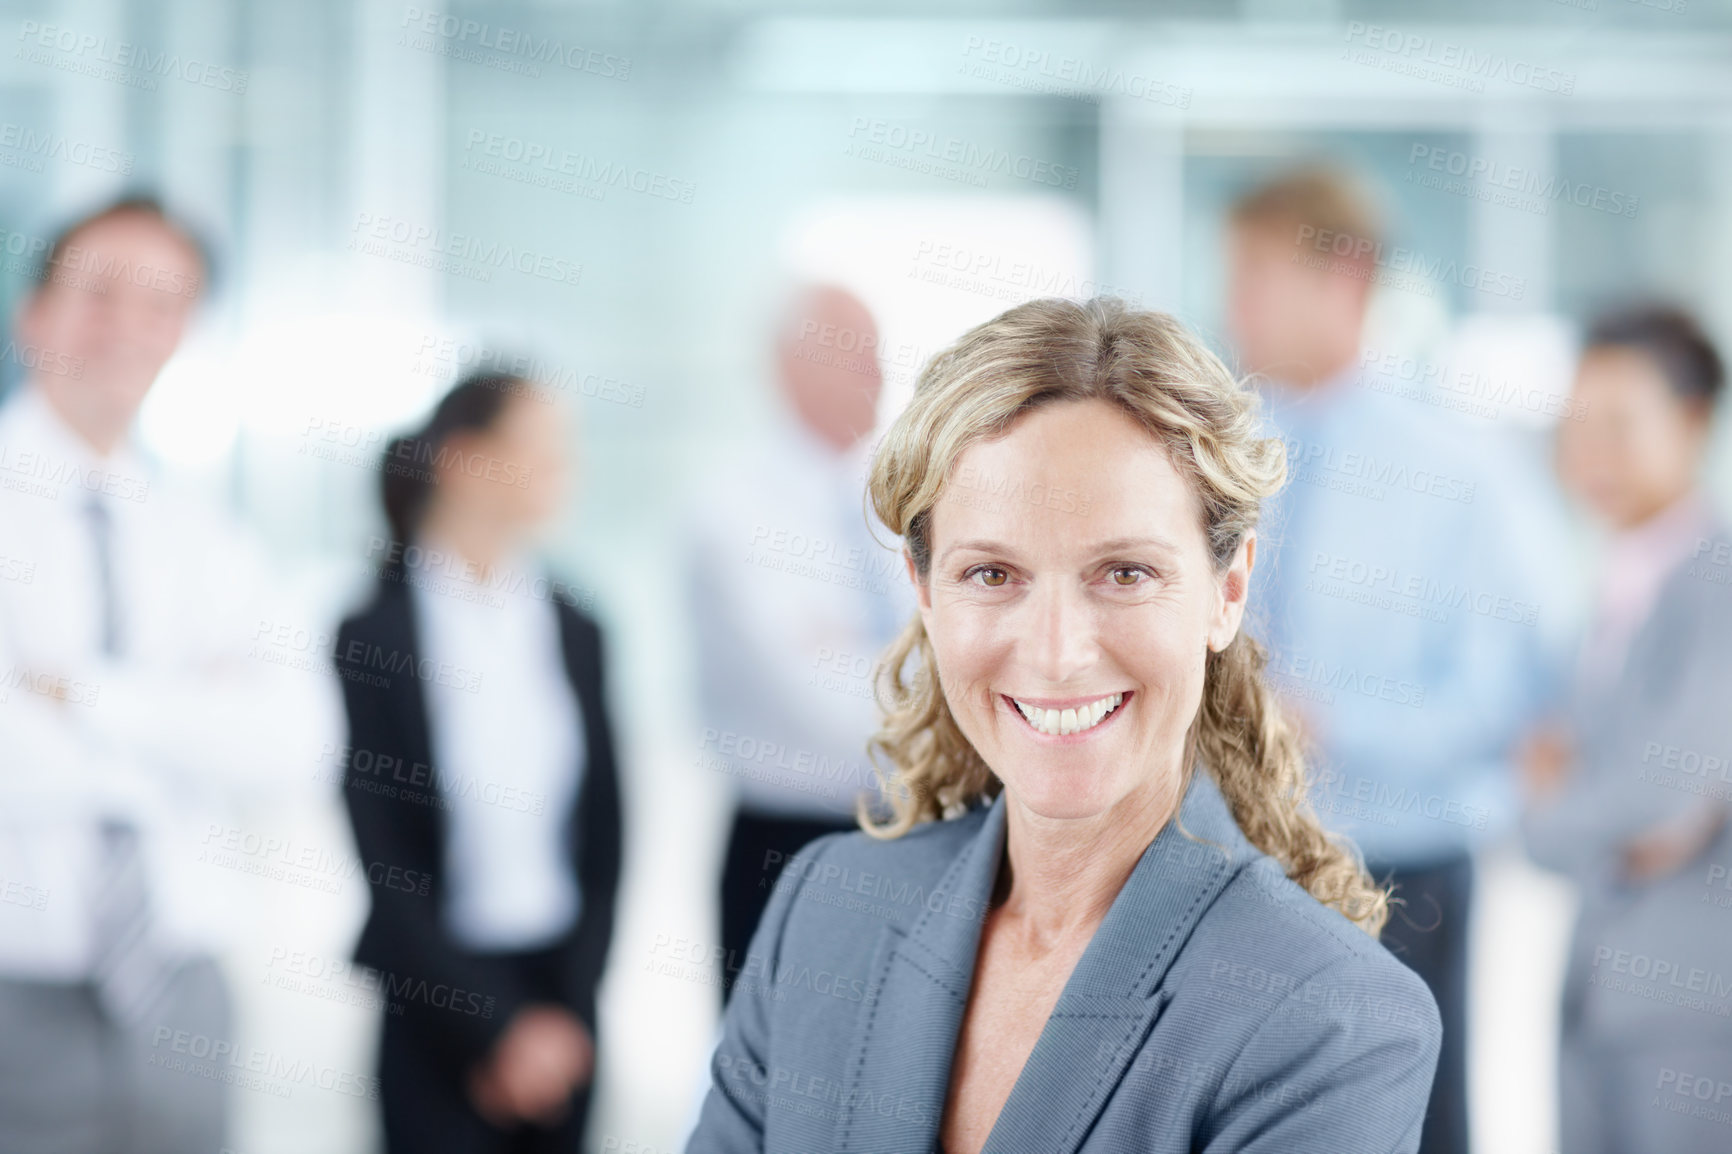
1090, 535, 1181, 558
938, 538, 1017, 566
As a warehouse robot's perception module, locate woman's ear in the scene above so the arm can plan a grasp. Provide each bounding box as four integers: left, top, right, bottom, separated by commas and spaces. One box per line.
1207, 533, 1256, 653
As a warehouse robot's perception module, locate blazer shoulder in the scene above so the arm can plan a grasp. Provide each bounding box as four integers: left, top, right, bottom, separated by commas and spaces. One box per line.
553, 592, 604, 642
1176, 861, 1442, 1154
1178, 853, 1440, 1038
339, 577, 410, 642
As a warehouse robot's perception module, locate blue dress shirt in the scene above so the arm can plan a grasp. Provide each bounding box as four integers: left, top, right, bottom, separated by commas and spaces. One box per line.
1252, 365, 1549, 865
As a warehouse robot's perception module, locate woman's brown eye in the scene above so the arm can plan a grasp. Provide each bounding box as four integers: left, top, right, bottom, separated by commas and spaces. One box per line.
1112, 568, 1142, 585
977, 568, 1007, 587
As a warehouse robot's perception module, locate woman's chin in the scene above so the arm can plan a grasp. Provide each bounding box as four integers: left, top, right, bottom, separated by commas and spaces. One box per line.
1001, 770, 1118, 823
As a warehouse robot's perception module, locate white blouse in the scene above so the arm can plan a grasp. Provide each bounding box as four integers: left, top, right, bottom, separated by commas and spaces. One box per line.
409, 548, 585, 953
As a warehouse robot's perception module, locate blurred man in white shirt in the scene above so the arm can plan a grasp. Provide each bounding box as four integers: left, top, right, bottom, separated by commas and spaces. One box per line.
688, 286, 912, 997
0, 198, 341, 1153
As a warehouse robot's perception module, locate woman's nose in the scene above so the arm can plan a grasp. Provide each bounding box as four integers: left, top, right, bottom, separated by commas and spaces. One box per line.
1025, 580, 1099, 684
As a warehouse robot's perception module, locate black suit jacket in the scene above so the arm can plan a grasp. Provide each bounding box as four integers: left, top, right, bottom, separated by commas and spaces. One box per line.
335, 573, 622, 1074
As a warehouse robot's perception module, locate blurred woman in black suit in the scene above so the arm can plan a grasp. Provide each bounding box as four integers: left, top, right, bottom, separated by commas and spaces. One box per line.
336, 372, 621, 1154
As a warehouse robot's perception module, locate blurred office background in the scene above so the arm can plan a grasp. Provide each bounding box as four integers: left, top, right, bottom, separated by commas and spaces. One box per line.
2, 0, 1731, 1151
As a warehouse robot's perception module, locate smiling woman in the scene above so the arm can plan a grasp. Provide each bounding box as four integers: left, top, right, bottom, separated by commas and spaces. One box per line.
686, 297, 1442, 1154
863, 298, 1383, 926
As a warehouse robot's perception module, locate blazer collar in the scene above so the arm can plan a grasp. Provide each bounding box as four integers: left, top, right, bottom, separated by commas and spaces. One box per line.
831, 769, 1254, 1154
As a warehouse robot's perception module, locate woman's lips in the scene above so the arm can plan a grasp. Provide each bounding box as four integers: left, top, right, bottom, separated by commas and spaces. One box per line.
1004, 691, 1132, 738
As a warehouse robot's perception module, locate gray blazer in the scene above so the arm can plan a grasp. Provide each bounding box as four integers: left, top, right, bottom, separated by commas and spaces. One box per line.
1522, 523, 1732, 1045
686, 767, 1441, 1153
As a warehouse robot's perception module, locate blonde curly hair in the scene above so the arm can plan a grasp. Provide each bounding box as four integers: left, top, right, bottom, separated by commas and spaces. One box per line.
859, 296, 1389, 936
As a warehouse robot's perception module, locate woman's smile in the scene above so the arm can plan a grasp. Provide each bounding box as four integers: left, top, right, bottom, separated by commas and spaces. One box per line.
1002, 691, 1133, 740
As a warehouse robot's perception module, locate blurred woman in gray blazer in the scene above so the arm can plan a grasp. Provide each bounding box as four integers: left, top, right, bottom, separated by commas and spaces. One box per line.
686, 298, 1441, 1154
1521, 307, 1732, 1154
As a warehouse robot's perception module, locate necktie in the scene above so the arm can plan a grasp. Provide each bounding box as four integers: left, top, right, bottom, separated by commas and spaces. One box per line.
84, 496, 122, 656
89, 821, 180, 1025
83, 495, 179, 1023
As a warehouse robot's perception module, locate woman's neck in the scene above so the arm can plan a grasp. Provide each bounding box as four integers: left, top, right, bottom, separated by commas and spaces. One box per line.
996, 771, 1183, 949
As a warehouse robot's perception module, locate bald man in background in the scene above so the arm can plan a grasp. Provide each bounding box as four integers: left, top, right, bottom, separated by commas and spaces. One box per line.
686, 286, 911, 998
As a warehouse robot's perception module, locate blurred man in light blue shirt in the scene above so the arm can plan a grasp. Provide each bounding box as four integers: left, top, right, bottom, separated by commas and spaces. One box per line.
1226, 167, 1547, 1154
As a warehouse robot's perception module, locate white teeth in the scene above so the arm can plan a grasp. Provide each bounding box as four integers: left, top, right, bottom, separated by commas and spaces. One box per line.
1011, 692, 1123, 737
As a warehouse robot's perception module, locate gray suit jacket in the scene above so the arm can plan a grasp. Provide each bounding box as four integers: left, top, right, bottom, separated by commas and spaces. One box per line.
1522, 522, 1732, 1045
686, 768, 1441, 1153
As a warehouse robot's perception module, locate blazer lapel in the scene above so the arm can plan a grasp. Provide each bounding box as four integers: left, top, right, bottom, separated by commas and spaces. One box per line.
980, 771, 1251, 1154
370, 583, 445, 859
377, 584, 436, 773
831, 799, 1006, 1154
